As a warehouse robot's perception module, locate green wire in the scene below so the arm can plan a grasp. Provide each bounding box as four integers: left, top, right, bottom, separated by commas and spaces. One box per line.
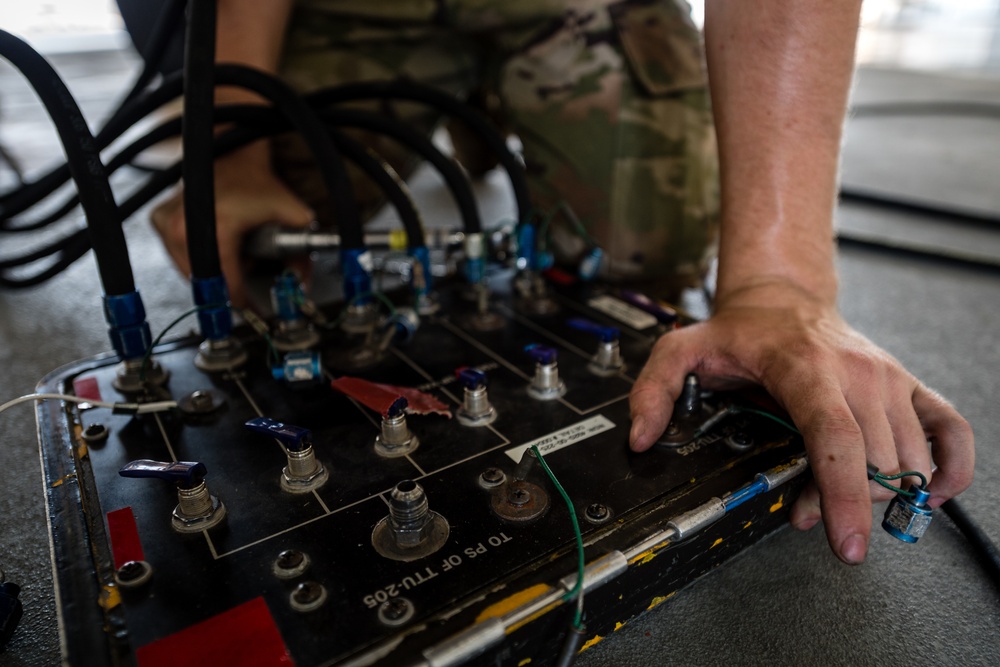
731, 407, 928, 497
731, 406, 801, 435
531, 445, 585, 629
139, 305, 214, 381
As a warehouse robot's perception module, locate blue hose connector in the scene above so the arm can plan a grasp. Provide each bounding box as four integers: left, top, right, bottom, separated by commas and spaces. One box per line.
516, 222, 536, 271
341, 248, 373, 304
192, 276, 233, 341
104, 291, 152, 360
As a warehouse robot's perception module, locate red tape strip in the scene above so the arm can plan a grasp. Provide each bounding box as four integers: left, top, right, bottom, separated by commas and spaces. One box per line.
137, 597, 294, 667
106, 507, 145, 569
332, 376, 451, 418
72, 375, 102, 403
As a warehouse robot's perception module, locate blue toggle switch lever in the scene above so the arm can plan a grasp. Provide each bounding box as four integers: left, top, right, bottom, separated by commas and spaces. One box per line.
245, 417, 312, 452
567, 317, 620, 343
525, 344, 558, 366
457, 368, 488, 390
387, 397, 408, 419
119, 460, 207, 488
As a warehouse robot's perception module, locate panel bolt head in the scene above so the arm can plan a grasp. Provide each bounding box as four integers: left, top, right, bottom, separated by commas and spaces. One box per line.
585, 503, 610, 522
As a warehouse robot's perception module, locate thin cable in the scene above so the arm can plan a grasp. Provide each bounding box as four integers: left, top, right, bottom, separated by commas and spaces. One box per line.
531, 445, 585, 629
941, 498, 1000, 591
0, 393, 176, 416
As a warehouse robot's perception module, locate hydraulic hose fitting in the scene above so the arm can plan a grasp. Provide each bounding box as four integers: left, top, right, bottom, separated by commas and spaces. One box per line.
192, 275, 233, 341
104, 290, 152, 361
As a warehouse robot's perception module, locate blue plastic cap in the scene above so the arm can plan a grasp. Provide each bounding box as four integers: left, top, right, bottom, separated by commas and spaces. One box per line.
525, 343, 557, 366
516, 223, 536, 270
273, 351, 322, 383
578, 247, 603, 281
119, 459, 207, 488
464, 256, 485, 285
192, 276, 233, 340
387, 397, 408, 418
567, 317, 620, 342
457, 368, 487, 390
245, 416, 312, 450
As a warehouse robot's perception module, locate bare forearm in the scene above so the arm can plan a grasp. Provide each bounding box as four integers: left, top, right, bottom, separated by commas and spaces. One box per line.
705, 0, 862, 306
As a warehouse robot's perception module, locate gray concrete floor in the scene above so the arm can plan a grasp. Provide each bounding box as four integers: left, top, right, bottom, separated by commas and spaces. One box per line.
2, 15, 1000, 667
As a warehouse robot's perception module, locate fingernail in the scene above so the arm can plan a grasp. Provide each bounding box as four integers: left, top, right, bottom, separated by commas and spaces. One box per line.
630, 416, 646, 449
840, 534, 867, 565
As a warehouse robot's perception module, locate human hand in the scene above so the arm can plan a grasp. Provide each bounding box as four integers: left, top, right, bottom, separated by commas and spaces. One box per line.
151, 144, 314, 306
628, 280, 974, 564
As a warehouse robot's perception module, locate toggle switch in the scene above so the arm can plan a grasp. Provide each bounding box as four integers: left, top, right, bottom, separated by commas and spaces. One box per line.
455, 368, 497, 427
375, 397, 419, 457
656, 373, 712, 447
567, 317, 624, 376
245, 417, 328, 493
119, 460, 227, 533
525, 344, 566, 400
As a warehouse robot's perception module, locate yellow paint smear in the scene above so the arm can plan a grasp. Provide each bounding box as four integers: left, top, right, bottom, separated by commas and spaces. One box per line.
50, 474, 76, 488
476, 584, 553, 623
580, 635, 604, 651
769, 494, 785, 513
710, 538, 723, 549
77, 444, 89, 459
743, 521, 753, 529
518, 660, 532, 666
646, 592, 676, 611
98, 585, 120, 611
614, 622, 625, 632
628, 540, 671, 566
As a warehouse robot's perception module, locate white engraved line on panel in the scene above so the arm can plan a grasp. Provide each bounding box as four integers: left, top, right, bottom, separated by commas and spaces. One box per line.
440, 318, 584, 416
152, 413, 179, 463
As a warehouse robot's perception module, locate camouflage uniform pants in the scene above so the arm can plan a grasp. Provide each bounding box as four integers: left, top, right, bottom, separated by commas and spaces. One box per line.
276, 0, 719, 290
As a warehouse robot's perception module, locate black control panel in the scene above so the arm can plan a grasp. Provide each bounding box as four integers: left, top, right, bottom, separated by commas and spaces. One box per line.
37, 278, 807, 667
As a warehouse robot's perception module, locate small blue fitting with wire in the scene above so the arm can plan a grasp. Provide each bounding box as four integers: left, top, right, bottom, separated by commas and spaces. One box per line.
271, 273, 304, 323
104, 291, 153, 360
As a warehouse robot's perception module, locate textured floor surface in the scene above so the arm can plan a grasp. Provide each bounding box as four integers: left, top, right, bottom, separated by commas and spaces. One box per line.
1, 34, 999, 667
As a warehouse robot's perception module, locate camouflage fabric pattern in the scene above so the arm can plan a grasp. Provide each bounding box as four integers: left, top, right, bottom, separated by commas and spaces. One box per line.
276, 0, 719, 289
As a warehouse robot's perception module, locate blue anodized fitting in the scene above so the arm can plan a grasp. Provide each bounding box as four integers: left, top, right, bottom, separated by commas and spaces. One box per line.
408, 245, 433, 297
516, 222, 536, 271
191, 276, 233, 341
341, 247, 373, 304
104, 291, 153, 360
271, 273, 304, 323
882, 485, 933, 543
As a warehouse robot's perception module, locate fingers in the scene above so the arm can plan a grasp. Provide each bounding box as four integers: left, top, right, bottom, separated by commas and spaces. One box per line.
912, 385, 974, 508
628, 326, 701, 452
150, 194, 191, 279
790, 479, 821, 530
776, 367, 872, 565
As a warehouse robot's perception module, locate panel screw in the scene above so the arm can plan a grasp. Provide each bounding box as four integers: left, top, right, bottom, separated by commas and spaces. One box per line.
726, 432, 754, 451
665, 422, 680, 436
509, 488, 531, 506
378, 597, 414, 626
82, 423, 109, 443
480, 468, 505, 488
585, 503, 610, 522
277, 550, 303, 569
290, 581, 327, 612
116, 561, 144, 582
190, 391, 214, 410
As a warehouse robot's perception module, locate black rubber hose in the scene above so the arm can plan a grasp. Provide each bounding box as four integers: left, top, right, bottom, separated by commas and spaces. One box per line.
218, 104, 425, 248
306, 80, 532, 223
0, 29, 135, 295
0, 0, 186, 221
320, 107, 483, 235
181, 0, 222, 279
213, 64, 364, 249
941, 499, 1000, 591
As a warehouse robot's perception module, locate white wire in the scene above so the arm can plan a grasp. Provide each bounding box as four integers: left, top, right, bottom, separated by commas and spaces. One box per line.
0, 393, 177, 416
